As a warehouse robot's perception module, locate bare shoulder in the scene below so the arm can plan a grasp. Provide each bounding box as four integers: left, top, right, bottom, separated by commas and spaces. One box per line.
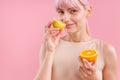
102, 41, 117, 60
102, 41, 118, 80
102, 41, 118, 71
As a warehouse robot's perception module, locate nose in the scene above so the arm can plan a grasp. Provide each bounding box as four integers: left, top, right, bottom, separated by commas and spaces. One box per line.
60, 13, 70, 23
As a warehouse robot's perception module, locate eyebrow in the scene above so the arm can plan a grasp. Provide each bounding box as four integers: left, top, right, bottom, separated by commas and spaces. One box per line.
57, 8, 62, 10
57, 7, 79, 11
68, 8, 78, 10
56, 8, 62, 12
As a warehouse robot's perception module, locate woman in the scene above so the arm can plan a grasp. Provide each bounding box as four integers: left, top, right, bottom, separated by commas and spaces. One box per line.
34, 0, 117, 80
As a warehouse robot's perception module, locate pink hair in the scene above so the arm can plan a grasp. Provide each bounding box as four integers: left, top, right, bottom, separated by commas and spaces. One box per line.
55, 0, 91, 34
55, 0, 90, 10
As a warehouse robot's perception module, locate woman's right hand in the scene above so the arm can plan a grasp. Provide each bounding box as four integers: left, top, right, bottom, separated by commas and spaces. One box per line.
44, 21, 61, 53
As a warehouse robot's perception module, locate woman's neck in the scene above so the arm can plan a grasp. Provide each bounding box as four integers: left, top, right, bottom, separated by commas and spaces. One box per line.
63, 31, 92, 42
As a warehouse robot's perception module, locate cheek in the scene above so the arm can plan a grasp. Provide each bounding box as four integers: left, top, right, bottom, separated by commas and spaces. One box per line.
71, 13, 85, 30
72, 11, 85, 21
72, 14, 84, 25
76, 13, 85, 21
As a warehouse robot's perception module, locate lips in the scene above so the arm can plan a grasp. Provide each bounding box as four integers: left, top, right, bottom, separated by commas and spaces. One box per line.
66, 24, 74, 29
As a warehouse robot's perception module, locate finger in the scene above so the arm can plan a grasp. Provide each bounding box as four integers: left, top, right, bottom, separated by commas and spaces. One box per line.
50, 26, 62, 33
91, 59, 96, 66
50, 30, 60, 37
82, 59, 92, 69
55, 31, 61, 37
44, 27, 51, 38
45, 21, 53, 32
47, 21, 53, 28
44, 25, 54, 37
86, 70, 92, 76
49, 28, 60, 32
80, 63, 94, 76
79, 66, 87, 78
78, 57, 84, 66
50, 30, 59, 34
79, 67, 85, 79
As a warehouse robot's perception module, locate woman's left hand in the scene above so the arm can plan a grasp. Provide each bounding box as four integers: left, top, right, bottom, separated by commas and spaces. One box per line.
78, 58, 98, 80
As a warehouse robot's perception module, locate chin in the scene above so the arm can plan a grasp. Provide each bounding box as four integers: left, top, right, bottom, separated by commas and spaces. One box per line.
65, 28, 78, 34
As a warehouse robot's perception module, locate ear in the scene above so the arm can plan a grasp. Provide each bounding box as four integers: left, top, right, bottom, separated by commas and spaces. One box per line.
86, 6, 92, 18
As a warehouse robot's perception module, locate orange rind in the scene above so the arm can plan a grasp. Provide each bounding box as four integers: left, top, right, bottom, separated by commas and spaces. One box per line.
79, 49, 98, 62
53, 18, 66, 30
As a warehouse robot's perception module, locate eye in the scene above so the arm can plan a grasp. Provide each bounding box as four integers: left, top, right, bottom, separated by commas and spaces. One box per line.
70, 9, 78, 14
57, 10, 64, 15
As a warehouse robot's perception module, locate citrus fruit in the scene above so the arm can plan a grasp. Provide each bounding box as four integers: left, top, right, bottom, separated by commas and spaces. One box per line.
53, 18, 66, 30
79, 49, 98, 62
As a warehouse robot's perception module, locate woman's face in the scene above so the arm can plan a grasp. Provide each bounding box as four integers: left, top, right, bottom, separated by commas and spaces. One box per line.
57, 4, 90, 33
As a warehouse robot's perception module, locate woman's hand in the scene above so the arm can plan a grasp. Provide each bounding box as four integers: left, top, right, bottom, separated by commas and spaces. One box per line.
44, 21, 61, 53
78, 58, 98, 80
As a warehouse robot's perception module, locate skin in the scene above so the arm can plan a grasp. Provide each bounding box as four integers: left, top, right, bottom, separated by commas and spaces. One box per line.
34, 2, 117, 80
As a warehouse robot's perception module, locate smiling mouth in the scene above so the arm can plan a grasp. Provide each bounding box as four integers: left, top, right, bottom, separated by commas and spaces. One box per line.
66, 24, 74, 29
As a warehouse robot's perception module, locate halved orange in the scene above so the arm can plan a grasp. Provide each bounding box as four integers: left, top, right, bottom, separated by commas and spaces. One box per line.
53, 18, 66, 30
79, 49, 98, 62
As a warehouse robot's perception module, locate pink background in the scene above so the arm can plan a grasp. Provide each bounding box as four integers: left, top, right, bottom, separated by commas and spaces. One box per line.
0, 0, 120, 80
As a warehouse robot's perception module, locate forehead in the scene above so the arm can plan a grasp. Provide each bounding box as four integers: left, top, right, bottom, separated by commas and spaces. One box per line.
55, 0, 83, 10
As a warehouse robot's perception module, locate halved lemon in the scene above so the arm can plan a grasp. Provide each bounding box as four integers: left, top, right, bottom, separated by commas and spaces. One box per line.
79, 49, 98, 62
53, 18, 66, 30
